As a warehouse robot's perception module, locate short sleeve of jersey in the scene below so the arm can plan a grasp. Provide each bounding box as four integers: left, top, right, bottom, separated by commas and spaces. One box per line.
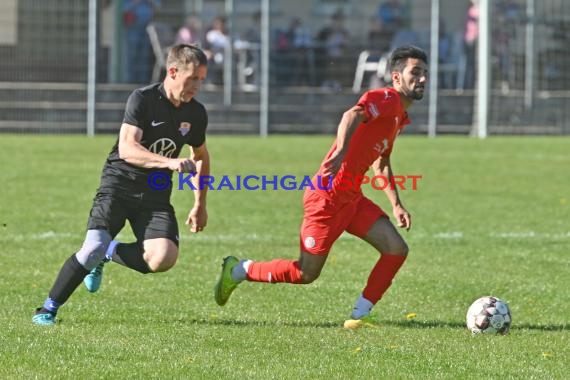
123, 90, 146, 128
187, 102, 208, 147
357, 89, 400, 123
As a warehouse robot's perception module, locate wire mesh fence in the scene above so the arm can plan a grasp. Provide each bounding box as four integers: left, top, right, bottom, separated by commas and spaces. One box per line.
0, 0, 568, 135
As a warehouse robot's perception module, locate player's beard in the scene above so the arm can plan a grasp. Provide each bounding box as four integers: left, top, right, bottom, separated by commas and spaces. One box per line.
400, 81, 424, 101
409, 85, 425, 100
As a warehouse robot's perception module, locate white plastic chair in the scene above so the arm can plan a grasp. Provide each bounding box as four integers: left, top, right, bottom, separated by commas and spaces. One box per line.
352, 50, 389, 93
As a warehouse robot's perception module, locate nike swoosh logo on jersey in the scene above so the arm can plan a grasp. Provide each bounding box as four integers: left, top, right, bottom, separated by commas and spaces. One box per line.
151, 120, 165, 127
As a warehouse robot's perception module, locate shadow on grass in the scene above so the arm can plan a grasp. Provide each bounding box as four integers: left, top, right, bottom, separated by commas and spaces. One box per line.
382, 319, 567, 332
194, 318, 566, 331
188, 318, 340, 329
76, 315, 566, 331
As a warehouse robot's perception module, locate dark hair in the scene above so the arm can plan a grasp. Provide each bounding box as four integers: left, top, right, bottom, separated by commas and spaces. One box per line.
166, 44, 208, 69
389, 45, 428, 73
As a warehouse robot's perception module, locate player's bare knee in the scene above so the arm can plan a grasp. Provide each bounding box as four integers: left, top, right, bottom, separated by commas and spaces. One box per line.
143, 239, 179, 273
145, 248, 178, 273
147, 261, 175, 273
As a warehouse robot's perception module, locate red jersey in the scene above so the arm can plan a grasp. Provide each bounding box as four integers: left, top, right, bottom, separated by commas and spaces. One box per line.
313, 87, 410, 202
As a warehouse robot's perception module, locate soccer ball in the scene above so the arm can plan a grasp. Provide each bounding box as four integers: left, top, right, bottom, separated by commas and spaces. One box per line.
466, 296, 512, 334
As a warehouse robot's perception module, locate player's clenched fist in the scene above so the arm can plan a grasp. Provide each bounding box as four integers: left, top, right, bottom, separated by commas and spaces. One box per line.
168, 158, 196, 173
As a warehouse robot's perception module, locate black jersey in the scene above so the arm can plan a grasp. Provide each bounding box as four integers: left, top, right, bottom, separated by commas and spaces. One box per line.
98, 83, 208, 202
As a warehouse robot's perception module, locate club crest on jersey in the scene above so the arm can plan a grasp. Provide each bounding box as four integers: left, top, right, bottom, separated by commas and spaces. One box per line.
179, 122, 191, 136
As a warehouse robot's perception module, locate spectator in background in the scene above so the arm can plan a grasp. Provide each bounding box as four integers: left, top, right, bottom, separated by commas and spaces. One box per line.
316, 9, 350, 90
377, 0, 406, 41
494, 0, 521, 92
176, 13, 203, 46
438, 21, 452, 63
463, 0, 479, 89
236, 11, 262, 87
203, 16, 230, 85
123, 0, 161, 83
437, 19, 456, 89
243, 10, 262, 44
389, 19, 421, 52
367, 16, 393, 53
279, 17, 315, 86
275, 18, 303, 85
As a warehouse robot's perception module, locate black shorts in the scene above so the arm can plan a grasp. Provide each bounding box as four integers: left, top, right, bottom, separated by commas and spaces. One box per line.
86, 192, 179, 246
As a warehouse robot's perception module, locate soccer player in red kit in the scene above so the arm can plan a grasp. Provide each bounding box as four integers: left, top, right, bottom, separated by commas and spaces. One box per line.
215, 45, 428, 328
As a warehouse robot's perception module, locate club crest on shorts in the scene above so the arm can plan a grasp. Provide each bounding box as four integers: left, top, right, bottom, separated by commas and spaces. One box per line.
179, 122, 191, 136
304, 236, 316, 249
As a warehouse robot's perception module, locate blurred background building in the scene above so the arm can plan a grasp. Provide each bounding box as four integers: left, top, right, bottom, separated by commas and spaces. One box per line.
0, 0, 568, 135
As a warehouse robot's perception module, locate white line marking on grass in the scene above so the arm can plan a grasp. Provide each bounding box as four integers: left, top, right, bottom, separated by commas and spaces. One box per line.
181, 233, 274, 242
0, 232, 277, 243
3, 230, 569, 244
490, 231, 570, 239
434, 232, 464, 239
0, 231, 76, 242
34, 231, 75, 239
491, 231, 537, 238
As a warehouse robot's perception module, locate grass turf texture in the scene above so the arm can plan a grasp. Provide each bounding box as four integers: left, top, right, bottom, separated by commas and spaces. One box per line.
0, 135, 568, 379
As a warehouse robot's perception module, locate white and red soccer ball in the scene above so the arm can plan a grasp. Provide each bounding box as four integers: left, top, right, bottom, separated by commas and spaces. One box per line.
466, 296, 512, 334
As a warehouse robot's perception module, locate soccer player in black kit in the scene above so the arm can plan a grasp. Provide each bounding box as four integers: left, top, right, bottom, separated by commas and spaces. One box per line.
33, 44, 210, 325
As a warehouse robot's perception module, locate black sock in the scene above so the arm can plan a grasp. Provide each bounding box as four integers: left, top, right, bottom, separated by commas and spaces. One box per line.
112, 242, 151, 274
46, 254, 90, 307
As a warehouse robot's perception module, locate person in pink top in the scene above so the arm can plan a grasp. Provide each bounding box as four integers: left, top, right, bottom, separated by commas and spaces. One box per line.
215, 45, 429, 329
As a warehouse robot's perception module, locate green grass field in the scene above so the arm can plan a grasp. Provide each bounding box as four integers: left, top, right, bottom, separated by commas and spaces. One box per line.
0, 135, 568, 379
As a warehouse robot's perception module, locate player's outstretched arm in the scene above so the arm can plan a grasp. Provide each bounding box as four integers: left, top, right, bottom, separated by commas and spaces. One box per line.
118, 123, 196, 172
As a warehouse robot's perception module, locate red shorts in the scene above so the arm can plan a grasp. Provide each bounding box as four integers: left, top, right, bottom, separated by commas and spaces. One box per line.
300, 190, 387, 255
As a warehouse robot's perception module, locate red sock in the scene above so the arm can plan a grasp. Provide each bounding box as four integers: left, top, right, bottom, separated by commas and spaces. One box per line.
246, 259, 303, 283
362, 254, 407, 304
